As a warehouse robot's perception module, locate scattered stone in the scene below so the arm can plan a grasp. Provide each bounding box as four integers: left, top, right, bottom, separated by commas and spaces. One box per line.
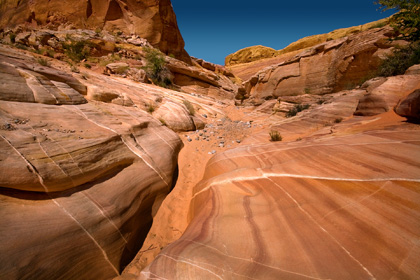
1, 123, 16, 131
202, 114, 208, 118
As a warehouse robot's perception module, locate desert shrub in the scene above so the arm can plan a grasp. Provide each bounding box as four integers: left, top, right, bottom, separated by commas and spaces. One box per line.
334, 117, 343, 123
36, 57, 49, 66
70, 65, 80, 73
9, 32, 16, 43
84, 63, 92, 69
183, 100, 195, 116
269, 130, 282, 142
378, 43, 420, 76
317, 99, 326, 105
159, 118, 167, 126
146, 102, 155, 113
143, 46, 172, 87
286, 104, 310, 117
63, 39, 92, 62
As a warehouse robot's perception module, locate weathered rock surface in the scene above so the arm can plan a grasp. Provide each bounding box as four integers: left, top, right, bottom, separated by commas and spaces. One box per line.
0, 51, 87, 104
0, 45, 186, 279
153, 101, 196, 132
243, 27, 399, 103
167, 57, 239, 100
355, 74, 420, 116
0, 0, 190, 62
225, 45, 277, 66
395, 89, 420, 122
142, 121, 420, 280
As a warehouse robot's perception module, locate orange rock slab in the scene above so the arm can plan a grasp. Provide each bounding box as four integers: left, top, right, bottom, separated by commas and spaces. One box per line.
142, 129, 420, 279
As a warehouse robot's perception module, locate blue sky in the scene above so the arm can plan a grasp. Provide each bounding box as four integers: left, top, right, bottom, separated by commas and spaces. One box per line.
171, 0, 395, 65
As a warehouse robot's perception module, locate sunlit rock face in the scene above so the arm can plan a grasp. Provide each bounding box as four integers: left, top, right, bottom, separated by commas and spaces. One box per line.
140, 76, 420, 279
0, 48, 183, 279
242, 27, 403, 103
141, 129, 420, 280
0, 0, 190, 62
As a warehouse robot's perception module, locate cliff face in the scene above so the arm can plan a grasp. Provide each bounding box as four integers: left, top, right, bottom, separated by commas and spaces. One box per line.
0, 0, 190, 61
240, 26, 404, 103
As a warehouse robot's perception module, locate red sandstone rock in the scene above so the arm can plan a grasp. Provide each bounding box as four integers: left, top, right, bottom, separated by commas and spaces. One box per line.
0, 45, 184, 279
0, 0, 190, 62
243, 27, 399, 103
395, 89, 420, 122
142, 126, 420, 280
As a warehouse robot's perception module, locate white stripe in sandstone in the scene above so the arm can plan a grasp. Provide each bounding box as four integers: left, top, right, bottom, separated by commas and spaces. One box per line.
66, 105, 170, 186
0, 134, 120, 276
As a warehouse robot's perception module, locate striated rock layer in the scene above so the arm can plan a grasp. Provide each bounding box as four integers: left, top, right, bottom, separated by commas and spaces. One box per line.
0, 46, 184, 279
142, 126, 420, 279
0, 0, 189, 62
243, 27, 401, 103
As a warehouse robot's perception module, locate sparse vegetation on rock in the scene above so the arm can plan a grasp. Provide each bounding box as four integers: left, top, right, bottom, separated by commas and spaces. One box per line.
375, 0, 420, 42
183, 100, 195, 116
269, 130, 282, 141
378, 43, 420, 76
286, 104, 311, 117
143, 46, 172, 87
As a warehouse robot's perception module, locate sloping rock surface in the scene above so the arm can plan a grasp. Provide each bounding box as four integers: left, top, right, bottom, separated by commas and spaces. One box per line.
0, 47, 184, 279
142, 126, 420, 280
140, 72, 420, 279
0, 0, 189, 61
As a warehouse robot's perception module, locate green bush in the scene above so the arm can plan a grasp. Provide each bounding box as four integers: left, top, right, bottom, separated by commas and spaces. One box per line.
146, 102, 155, 113
375, 0, 420, 42
63, 39, 92, 62
36, 57, 49, 66
378, 43, 420, 76
286, 104, 310, 117
142, 46, 172, 87
269, 130, 282, 142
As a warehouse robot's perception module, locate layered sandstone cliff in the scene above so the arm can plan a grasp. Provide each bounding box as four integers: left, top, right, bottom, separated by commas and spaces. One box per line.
0, 0, 190, 62
241, 26, 404, 104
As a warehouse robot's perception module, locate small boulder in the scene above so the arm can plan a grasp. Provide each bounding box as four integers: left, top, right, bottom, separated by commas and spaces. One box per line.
394, 89, 420, 122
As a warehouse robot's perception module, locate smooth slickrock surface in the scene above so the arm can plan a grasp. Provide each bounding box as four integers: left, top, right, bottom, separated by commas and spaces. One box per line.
141, 124, 420, 279
0, 45, 189, 279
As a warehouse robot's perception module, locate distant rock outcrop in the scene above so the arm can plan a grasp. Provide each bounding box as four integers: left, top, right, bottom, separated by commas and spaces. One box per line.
225, 45, 277, 66
225, 18, 389, 66
242, 27, 401, 103
0, 0, 190, 62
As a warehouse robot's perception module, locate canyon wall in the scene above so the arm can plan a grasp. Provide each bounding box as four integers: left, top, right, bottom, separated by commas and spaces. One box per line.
241, 27, 403, 103
0, 0, 190, 61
